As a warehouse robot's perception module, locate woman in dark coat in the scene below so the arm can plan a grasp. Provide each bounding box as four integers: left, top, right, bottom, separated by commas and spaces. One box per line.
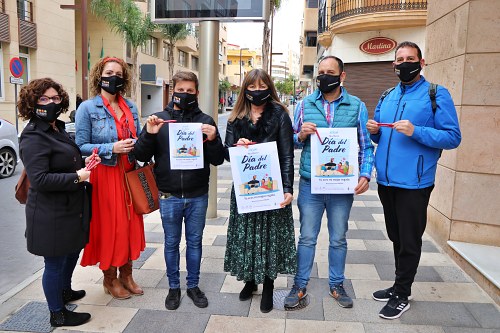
19, 78, 98, 327
223, 69, 296, 313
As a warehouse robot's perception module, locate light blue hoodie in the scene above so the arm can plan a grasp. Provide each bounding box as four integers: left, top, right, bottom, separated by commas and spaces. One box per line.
371, 76, 461, 189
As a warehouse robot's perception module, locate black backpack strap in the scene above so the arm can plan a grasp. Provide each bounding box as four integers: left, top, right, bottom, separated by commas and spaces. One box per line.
380, 86, 395, 101
429, 83, 438, 114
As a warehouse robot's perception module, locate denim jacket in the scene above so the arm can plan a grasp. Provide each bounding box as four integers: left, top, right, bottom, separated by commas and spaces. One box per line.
75, 95, 141, 166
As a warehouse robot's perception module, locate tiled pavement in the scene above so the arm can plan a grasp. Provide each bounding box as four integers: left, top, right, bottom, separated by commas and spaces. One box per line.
1, 152, 499, 333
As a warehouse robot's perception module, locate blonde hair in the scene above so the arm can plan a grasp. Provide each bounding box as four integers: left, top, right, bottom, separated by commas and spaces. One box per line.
89, 57, 131, 97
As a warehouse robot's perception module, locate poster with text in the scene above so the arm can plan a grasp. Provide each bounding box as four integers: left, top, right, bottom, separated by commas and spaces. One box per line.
169, 122, 204, 170
310, 127, 358, 194
228, 142, 284, 214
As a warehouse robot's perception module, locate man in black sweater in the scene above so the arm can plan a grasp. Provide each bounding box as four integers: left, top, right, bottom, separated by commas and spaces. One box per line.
134, 71, 224, 310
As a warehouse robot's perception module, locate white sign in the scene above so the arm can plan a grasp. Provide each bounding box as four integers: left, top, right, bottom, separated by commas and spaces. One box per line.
229, 142, 284, 214
10, 77, 24, 85
156, 77, 164, 86
310, 127, 358, 194
168, 122, 204, 170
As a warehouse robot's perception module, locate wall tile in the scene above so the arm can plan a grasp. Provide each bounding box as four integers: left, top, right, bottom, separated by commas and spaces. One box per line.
466, 0, 500, 53
463, 54, 500, 106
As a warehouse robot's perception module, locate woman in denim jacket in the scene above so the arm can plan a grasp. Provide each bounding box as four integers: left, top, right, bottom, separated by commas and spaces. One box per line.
75, 57, 145, 300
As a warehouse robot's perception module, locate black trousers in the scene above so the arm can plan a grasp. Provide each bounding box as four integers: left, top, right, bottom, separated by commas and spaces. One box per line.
377, 184, 434, 297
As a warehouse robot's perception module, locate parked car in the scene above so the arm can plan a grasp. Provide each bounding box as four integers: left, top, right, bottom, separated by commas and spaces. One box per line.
0, 118, 21, 179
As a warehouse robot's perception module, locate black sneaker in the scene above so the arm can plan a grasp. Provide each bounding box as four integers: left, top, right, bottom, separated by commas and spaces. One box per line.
379, 295, 410, 319
165, 288, 181, 310
187, 286, 208, 308
372, 286, 413, 302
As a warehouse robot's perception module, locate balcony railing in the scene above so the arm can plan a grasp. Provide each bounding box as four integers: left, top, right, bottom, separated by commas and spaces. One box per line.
331, 0, 427, 23
0, 0, 9, 42
1, 0, 5, 13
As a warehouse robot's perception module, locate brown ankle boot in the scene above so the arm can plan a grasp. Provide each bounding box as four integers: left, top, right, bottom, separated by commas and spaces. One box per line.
119, 261, 144, 295
103, 266, 131, 299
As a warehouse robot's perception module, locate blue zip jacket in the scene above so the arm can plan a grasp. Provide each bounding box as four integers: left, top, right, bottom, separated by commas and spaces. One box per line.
371, 76, 461, 189
75, 95, 141, 166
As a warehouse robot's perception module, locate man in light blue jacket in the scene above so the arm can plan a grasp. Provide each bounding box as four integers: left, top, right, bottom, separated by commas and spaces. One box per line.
367, 41, 461, 320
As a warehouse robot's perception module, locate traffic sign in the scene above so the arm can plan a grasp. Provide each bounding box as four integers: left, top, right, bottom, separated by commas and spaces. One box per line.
10, 77, 24, 85
9, 57, 24, 78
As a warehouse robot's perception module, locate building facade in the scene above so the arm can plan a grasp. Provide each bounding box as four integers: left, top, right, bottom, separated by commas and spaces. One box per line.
0, 0, 76, 125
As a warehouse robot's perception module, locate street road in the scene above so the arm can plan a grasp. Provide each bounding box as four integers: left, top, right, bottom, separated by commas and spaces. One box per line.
0, 164, 43, 298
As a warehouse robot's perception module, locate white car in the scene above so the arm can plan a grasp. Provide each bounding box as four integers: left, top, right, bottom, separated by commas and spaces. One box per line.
0, 118, 21, 178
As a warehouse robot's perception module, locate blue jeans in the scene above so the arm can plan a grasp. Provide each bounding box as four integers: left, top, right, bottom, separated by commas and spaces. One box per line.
294, 177, 353, 288
42, 251, 80, 312
159, 193, 208, 289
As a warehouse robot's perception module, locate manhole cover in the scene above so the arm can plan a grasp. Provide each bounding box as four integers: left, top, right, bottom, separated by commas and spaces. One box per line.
0, 301, 77, 333
273, 289, 310, 311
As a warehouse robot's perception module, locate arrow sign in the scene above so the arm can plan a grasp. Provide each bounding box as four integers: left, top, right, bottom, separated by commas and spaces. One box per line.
10, 57, 24, 78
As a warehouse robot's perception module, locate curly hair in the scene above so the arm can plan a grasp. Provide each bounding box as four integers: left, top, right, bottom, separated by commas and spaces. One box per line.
17, 78, 70, 121
89, 57, 131, 97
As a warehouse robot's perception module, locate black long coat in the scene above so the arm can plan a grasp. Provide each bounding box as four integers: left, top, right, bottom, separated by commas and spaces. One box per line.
20, 117, 90, 257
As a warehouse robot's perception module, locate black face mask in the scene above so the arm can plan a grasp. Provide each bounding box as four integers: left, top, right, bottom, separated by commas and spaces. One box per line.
316, 74, 341, 93
245, 89, 271, 106
99, 75, 125, 95
172, 92, 198, 111
35, 103, 63, 123
395, 61, 422, 83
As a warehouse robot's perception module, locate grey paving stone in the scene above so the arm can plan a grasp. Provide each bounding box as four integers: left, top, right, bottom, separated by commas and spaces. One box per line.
400, 301, 481, 328
443, 328, 500, 333
180, 245, 227, 259
133, 247, 157, 269
156, 272, 227, 293
218, 190, 231, 199
356, 195, 381, 201
464, 303, 500, 329
145, 231, 164, 244
285, 277, 329, 321
349, 207, 384, 221
123, 309, 210, 333
212, 235, 227, 246
363, 322, 446, 333
375, 264, 443, 282
174, 291, 250, 316
421, 240, 440, 253
434, 266, 473, 283
206, 216, 227, 225
0, 301, 76, 333
355, 221, 387, 230
217, 202, 231, 210
323, 298, 386, 323
108, 288, 169, 310
294, 219, 300, 228
126, 269, 165, 288
347, 229, 387, 240
346, 250, 395, 265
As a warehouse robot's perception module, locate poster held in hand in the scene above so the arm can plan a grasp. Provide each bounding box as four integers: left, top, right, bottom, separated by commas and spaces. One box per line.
311, 127, 358, 194
169, 122, 204, 169
229, 141, 284, 214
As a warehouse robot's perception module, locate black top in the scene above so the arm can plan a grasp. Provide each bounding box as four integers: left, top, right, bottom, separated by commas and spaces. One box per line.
224, 101, 294, 194
133, 103, 225, 198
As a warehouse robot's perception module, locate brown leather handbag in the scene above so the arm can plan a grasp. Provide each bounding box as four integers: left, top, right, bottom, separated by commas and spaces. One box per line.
124, 162, 159, 214
15, 169, 30, 204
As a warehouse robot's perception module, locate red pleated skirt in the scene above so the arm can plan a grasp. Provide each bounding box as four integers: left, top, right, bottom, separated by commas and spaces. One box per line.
80, 155, 145, 270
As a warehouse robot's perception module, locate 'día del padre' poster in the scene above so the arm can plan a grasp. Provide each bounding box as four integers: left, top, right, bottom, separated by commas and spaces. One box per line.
228, 142, 284, 214
310, 127, 358, 194
168, 122, 204, 170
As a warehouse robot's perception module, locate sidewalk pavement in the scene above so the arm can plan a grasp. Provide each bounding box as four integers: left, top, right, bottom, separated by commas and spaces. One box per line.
0, 152, 499, 333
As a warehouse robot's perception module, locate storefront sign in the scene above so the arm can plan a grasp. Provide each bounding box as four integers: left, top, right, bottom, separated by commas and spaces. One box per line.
360, 37, 396, 55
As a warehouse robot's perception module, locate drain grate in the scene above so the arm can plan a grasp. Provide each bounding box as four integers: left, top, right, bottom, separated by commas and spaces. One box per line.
0, 301, 76, 333
273, 289, 310, 311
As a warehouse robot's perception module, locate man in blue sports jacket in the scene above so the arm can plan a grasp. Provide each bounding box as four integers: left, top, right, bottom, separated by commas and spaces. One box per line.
366, 41, 461, 320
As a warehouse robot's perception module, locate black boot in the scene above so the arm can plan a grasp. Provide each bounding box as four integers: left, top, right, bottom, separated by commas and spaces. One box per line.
239, 280, 257, 301
260, 276, 274, 313
50, 308, 91, 327
62, 289, 86, 304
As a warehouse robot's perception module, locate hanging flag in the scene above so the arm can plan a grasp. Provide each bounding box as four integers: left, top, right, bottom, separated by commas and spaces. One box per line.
87, 37, 91, 71
100, 38, 104, 58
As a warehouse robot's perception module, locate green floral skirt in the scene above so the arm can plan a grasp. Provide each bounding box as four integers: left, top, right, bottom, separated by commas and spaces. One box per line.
224, 187, 297, 284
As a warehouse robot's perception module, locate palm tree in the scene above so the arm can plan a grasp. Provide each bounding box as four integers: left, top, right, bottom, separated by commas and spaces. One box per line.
159, 24, 190, 95
90, 0, 156, 101
262, 0, 284, 73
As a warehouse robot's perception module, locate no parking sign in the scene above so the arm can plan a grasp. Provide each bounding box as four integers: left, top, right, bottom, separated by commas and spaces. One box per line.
9, 57, 24, 78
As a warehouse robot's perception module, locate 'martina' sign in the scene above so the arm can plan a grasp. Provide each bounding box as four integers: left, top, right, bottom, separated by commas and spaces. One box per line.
151, 0, 269, 23
359, 37, 397, 55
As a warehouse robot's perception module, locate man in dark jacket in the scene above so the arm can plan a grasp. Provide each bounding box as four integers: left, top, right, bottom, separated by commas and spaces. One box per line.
134, 71, 225, 310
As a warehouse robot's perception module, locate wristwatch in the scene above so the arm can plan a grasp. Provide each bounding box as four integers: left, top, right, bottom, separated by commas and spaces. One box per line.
74, 173, 81, 184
